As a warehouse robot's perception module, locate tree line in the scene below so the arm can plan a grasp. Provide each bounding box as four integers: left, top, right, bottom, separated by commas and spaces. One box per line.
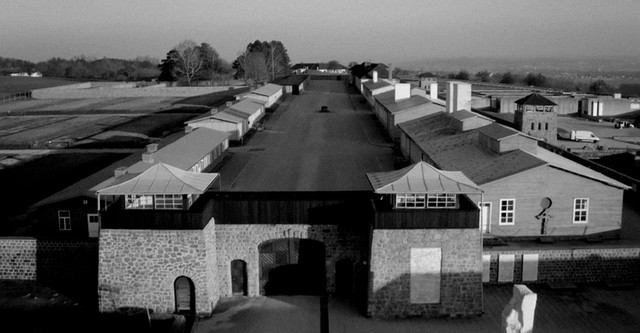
0, 56, 160, 81
2, 38, 292, 86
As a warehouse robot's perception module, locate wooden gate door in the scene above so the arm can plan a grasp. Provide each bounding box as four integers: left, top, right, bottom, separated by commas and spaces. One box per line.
259, 238, 325, 295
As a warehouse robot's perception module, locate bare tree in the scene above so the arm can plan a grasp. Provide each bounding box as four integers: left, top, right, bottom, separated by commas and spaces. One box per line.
173, 40, 203, 86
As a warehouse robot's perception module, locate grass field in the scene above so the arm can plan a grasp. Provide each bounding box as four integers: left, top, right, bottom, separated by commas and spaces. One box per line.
0, 76, 79, 97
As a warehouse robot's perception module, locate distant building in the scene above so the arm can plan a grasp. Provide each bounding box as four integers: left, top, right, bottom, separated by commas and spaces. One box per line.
514, 93, 558, 144
349, 62, 389, 92
579, 95, 634, 117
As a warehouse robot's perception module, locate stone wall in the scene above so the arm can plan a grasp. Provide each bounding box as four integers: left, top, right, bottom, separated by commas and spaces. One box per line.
32, 84, 244, 99
485, 246, 640, 283
215, 224, 367, 297
368, 229, 483, 318
0, 237, 36, 280
98, 220, 217, 314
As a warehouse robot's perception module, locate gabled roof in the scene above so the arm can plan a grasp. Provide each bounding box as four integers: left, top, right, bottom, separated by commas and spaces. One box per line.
291, 63, 318, 70
515, 93, 557, 106
96, 163, 218, 195
229, 99, 263, 116
272, 75, 308, 86
366, 161, 483, 194
477, 122, 520, 140
127, 127, 229, 173
375, 90, 432, 114
363, 80, 393, 91
212, 110, 247, 123
350, 62, 389, 79
250, 83, 282, 97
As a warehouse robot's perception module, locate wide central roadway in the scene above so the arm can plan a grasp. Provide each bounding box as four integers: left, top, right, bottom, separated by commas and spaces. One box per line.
219, 79, 396, 192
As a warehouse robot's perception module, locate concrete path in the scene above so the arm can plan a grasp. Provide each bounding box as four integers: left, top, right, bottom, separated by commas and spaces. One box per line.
194, 284, 640, 333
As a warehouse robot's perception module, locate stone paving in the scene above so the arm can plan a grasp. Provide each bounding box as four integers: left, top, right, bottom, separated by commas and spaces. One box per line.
193, 283, 640, 333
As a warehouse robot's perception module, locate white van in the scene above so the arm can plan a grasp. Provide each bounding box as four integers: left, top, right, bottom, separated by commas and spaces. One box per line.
570, 130, 600, 143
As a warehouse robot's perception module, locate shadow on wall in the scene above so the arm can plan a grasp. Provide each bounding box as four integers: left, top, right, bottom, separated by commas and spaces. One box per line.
36, 239, 99, 311
367, 272, 483, 319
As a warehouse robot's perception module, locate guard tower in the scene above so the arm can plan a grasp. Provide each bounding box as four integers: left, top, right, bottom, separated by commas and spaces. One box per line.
514, 93, 558, 144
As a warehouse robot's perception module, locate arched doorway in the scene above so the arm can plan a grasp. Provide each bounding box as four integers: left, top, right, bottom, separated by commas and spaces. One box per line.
258, 238, 325, 295
174, 276, 195, 314
231, 259, 248, 296
335, 259, 354, 295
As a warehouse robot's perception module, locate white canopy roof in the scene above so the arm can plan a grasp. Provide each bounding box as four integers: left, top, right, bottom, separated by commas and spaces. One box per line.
366, 161, 483, 194
95, 163, 218, 195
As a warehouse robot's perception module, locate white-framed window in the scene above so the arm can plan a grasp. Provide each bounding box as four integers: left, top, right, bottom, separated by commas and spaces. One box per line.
396, 194, 426, 209
573, 198, 589, 223
499, 199, 515, 225
125, 194, 153, 209
154, 194, 184, 210
87, 214, 100, 224
58, 210, 71, 231
426, 194, 457, 208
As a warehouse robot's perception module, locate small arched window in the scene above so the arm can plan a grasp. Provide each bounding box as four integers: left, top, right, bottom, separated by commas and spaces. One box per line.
538, 123, 542, 130
531, 123, 534, 130
545, 123, 549, 130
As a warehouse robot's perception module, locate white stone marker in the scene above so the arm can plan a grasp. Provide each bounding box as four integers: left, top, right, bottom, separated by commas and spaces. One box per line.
498, 254, 515, 282
410, 248, 441, 304
522, 254, 539, 282
501, 284, 537, 333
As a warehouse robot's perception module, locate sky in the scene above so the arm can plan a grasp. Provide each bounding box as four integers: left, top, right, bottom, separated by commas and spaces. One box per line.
1, 0, 639, 66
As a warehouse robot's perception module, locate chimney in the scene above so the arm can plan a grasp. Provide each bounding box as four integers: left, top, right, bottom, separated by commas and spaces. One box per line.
446, 81, 472, 113
226, 101, 233, 107
114, 167, 127, 179
146, 143, 158, 153
429, 82, 438, 100
613, 93, 621, 99
394, 83, 411, 101
372, 71, 378, 83
210, 107, 218, 115
388, 64, 393, 80
185, 126, 194, 133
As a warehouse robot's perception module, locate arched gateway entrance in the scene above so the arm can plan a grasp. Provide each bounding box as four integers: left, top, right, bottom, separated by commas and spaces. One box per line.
174, 276, 195, 314
258, 238, 325, 295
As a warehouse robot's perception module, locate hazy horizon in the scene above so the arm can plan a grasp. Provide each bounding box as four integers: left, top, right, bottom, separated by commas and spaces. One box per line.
2, 0, 639, 66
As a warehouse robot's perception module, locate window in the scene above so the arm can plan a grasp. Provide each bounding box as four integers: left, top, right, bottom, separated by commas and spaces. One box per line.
426, 194, 457, 208
155, 194, 184, 210
573, 198, 589, 223
58, 210, 71, 231
499, 199, 515, 225
87, 214, 100, 224
126, 194, 153, 209
538, 123, 542, 130
531, 123, 534, 130
545, 123, 549, 130
396, 194, 426, 209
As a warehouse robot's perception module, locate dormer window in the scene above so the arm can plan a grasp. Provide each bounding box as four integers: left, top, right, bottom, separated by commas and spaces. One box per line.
395, 193, 457, 209
426, 194, 457, 208
396, 194, 425, 208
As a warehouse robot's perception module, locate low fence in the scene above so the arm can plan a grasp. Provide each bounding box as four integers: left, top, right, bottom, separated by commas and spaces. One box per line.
484, 246, 640, 284
1, 91, 32, 104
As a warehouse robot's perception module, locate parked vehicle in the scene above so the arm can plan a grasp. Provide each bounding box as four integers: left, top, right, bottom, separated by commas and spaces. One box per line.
614, 120, 634, 129
570, 130, 599, 143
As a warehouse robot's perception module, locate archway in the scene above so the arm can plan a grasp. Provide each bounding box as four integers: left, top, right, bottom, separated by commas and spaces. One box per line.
174, 276, 195, 315
258, 238, 325, 295
231, 259, 248, 296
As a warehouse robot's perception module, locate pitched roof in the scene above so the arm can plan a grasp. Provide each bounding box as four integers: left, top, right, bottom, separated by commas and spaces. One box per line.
212, 110, 247, 123
229, 99, 264, 116
363, 80, 393, 91
366, 161, 483, 194
477, 122, 520, 140
291, 63, 318, 70
127, 127, 229, 173
250, 83, 282, 97
272, 75, 308, 86
375, 91, 432, 114
514, 93, 557, 106
350, 62, 389, 79
398, 113, 546, 184
95, 163, 218, 195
